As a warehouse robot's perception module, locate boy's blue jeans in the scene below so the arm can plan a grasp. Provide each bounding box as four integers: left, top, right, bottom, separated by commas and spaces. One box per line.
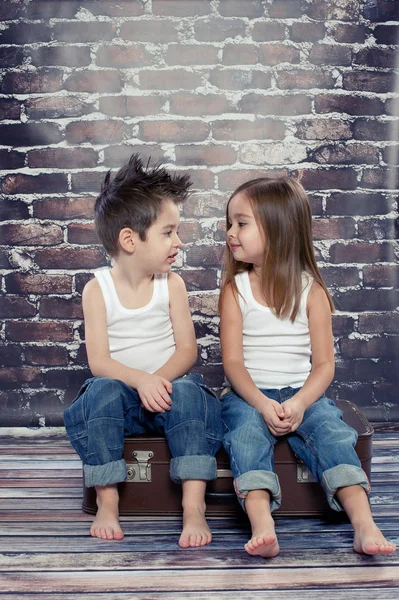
221, 387, 370, 513
64, 373, 223, 488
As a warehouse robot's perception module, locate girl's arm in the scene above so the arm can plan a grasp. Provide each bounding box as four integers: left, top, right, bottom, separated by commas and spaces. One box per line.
154, 272, 198, 382
220, 283, 289, 436
282, 282, 335, 430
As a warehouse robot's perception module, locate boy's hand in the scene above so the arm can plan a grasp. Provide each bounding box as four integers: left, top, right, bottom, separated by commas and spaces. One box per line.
281, 397, 305, 432
260, 399, 292, 437
137, 374, 173, 413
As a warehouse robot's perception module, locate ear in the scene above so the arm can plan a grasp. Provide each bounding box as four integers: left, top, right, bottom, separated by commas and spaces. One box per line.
118, 228, 136, 253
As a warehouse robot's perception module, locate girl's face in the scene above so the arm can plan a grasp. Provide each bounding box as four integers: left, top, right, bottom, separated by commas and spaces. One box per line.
227, 192, 265, 267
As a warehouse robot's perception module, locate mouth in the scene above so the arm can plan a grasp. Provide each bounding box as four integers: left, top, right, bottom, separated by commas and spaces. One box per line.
229, 244, 241, 251
168, 252, 178, 263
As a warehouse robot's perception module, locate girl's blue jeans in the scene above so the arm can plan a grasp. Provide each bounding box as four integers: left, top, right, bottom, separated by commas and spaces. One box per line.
64, 373, 223, 488
221, 387, 370, 513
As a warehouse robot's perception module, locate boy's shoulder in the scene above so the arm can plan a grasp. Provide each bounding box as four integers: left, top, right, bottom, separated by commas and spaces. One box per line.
167, 271, 188, 298
82, 275, 103, 305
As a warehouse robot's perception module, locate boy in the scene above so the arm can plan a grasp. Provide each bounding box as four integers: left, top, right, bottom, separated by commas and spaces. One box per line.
64, 154, 222, 548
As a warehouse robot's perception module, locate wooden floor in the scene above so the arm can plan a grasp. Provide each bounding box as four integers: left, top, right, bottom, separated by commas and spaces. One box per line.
0, 427, 398, 599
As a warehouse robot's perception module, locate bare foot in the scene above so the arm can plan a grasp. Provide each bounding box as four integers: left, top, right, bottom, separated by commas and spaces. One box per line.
353, 522, 396, 555
244, 489, 280, 558
245, 529, 279, 558
179, 504, 212, 548
91, 485, 124, 541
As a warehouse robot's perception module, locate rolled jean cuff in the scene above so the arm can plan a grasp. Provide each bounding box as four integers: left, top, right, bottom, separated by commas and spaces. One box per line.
84, 459, 127, 488
234, 470, 282, 513
322, 464, 370, 511
170, 455, 217, 484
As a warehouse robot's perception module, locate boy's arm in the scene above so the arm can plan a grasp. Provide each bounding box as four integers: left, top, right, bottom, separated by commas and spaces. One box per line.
154, 272, 198, 381
83, 278, 172, 413
220, 283, 289, 436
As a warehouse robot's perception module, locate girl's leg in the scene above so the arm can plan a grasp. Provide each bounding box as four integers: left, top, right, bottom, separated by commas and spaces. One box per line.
222, 390, 280, 557
289, 396, 396, 555
64, 377, 144, 540
156, 376, 223, 548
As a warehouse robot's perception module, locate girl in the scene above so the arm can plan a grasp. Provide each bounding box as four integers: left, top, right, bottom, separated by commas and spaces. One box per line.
219, 176, 396, 558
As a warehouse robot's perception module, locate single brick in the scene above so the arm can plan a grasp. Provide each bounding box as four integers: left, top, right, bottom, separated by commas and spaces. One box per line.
52, 21, 116, 42
290, 22, 326, 42
0, 98, 21, 120
71, 172, 106, 193
179, 169, 215, 191
33, 197, 95, 221
96, 45, 153, 68
301, 168, 357, 190
319, 266, 360, 287
28, 148, 98, 169
44, 368, 90, 392
0, 296, 36, 318
361, 168, 398, 189
0, 198, 29, 220
383, 146, 399, 165
296, 119, 352, 141
332, 315, 356, 336
183, 193, 226, 218
258, 44, 300, 65
178, 269, 217, 292
194, 18, 246, 42
329, 242, 394, 263
5, 273, 73, 295
268, 0, 304, 17
0, 223, 63, 246
218, 169, 287, 191
212, 119, 285, 140
326, 192, 393, 216
315, 94, 383, 116
210, 68, 272, 90
343, 71, 393, 93
309, 44, 352, 66
167, 44, 219, 66
306, 0, 359, 21
350, 359, 382, 380
121, 20, 179, 42
25, 96, 94, 119
175, 144, 237, 166
373, 25, 398, 45
153, 0, 211, 16
240, 93, 311, 116
0, 22, 51, 44
103, 144, 165, 167
0, 149, 25, 170
1, 174, 68, 195
75, 273, 94, 295
0, 123, 62, 148
218, 0, 264, 17
240, 141, 307, 165
277, 69, 335, 90
0, 1, 24, 20
340, 336, 398, 359
313, 217, 355, 240
100, 95, 165, 117
177, 221, 201, 244
5, 321, 73, 343
30, 46, 91, 67
35, 248, 107, 270
1, 69, 63, 94
139, 120, 209, 143
25, 0, 80, 19
354, 47, 397, 68
139, 69, 202, 90
170, 93, 234, 116
66, 120, 129, 144
84, 0, 144, 16
358, 218, 398, 240
39, 297, 83, 319
353, 118, 390, 141
186, 245, 225, 267
363, 265, 399, 287
0, 250, 10, 269
0, 47, 24, 68
68, 223, 99, 245
330, 23, 365, 43
335, 290, 397, 313
251, 22, 286, 41
65, 71, 122, 93
0, 345, 23, 367
313, 143, 379, 165
25, 346, 69, 366
0, 367, 41, 386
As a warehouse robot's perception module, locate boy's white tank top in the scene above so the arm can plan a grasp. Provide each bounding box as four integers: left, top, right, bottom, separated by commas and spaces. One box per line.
94, 268, 176, 374
233, 271, 313, 390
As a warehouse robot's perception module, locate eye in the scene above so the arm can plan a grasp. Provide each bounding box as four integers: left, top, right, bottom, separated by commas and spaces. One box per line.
164, 230, 173, 236
238, 222, 247, 227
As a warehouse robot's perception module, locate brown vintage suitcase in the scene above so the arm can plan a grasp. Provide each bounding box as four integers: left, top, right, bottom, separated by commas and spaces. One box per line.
82, 399, 373, 517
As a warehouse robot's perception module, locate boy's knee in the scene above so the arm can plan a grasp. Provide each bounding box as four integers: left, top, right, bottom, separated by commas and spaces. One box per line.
85, 377, 128, 417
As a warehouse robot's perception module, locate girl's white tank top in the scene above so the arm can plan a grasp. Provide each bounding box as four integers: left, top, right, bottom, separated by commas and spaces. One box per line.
234, 270, 313, 390
95, 268, 175, 373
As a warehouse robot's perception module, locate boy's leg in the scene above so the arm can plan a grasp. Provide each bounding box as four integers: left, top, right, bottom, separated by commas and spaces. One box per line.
288, 396, 396, 554
222, 389, 281, 557
156, 375, 223, 548
64, 377, 144, 540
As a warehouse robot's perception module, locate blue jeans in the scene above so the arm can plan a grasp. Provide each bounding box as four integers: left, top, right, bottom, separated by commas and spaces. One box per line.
64, 373, 223, 488
221, 387, 370, 513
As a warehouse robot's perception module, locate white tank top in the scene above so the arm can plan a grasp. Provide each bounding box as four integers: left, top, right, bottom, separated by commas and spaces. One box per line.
95, 268, 176, 373
233, 271, 313, 390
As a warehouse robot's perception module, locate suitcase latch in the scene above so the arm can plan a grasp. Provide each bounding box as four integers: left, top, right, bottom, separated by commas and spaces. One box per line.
126, 450, 154, 483
297, 463, 316, 483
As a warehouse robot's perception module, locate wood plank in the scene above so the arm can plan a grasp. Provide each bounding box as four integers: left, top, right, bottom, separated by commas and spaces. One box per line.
1, 567, 399, 593
0, 592, 398, 600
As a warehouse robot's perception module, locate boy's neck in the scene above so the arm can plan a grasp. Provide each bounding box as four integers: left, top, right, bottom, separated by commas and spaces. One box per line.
111, 256, 154, 291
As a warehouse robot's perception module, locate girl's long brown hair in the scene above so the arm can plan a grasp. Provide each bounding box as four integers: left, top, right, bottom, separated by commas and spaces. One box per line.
219, 176, 334, 322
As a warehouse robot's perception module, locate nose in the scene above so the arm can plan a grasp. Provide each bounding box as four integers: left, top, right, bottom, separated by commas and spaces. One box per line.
174, 232, 183, 248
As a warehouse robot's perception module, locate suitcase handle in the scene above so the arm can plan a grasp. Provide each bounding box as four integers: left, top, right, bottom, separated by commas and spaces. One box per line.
205, 491, 237, 506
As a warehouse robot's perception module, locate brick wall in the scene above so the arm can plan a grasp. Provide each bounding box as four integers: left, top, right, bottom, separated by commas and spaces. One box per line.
0, 0, 398, 425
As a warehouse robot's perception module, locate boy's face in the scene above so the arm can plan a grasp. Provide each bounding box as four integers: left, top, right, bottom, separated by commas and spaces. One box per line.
135, 199, 182, 274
